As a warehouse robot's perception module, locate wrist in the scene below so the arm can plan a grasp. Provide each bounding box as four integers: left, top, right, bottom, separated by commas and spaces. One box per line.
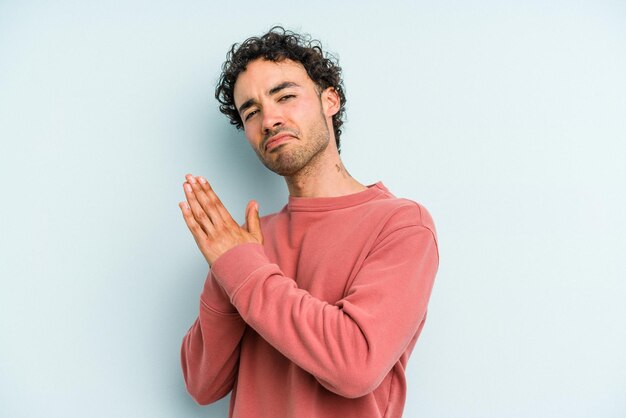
211, 243, 269, 297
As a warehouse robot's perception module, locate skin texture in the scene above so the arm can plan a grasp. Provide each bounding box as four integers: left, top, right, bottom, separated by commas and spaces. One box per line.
179, 58, 367, 265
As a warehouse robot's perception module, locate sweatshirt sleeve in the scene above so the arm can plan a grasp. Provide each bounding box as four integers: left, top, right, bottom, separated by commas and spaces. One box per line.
210, 210, 439, 399
180, 271, 246, 405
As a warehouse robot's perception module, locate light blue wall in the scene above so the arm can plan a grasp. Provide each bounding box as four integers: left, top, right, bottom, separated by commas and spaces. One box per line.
1, 1, 625, 417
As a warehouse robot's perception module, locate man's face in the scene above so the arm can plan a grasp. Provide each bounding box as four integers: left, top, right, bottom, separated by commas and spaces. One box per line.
233, 58, 339, 176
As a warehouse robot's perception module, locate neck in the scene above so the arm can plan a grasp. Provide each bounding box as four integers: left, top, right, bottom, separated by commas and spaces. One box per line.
284, 142, 367, 198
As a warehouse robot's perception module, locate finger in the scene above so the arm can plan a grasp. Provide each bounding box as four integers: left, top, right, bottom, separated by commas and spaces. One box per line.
179, 201, 209, 244
194, 176, 237, 226
245, 200, 263, 243
185, 174, 227, 225
183, 181, 216, 234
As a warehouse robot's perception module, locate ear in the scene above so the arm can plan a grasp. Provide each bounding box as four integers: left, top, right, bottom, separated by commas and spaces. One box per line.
321, 87, 340, 117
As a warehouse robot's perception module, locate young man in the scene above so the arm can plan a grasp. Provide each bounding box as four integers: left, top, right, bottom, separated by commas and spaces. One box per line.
179, 27, 439, 418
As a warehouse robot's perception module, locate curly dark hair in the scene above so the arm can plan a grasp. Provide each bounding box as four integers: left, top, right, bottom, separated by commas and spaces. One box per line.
215, 26, 347, 152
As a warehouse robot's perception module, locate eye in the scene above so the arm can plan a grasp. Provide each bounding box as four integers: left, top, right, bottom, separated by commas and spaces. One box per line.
279, 94, 295, 102
244, 109, 258, 121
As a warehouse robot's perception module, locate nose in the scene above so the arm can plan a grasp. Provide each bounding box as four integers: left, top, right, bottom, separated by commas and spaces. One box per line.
261, 102, 284, 135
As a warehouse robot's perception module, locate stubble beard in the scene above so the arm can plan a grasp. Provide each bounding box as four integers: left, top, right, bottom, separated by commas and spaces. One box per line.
257, 111, 330, 177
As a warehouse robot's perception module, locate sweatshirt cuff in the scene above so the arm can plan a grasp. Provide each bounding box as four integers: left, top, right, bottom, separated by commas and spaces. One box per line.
211, 243, 271, 297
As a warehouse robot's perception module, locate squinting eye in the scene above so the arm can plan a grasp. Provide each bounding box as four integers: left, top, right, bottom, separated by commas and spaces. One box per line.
279, 95, 295, 101
244, 110, 258, 121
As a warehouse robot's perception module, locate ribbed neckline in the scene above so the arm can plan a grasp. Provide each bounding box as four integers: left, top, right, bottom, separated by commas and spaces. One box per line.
287, 182, 387, 212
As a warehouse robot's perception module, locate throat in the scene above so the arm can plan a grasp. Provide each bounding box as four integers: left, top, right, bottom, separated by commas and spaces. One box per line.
285, 159, 365, 198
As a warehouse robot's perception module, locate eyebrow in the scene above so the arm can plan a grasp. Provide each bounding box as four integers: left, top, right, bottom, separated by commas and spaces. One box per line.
268, 81, 299, 95
237, 81, 301, 115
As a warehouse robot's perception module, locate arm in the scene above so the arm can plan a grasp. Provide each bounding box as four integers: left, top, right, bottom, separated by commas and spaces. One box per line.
210, 220, 438, 398
178, 174, 260, 404
180, 271, 246, 405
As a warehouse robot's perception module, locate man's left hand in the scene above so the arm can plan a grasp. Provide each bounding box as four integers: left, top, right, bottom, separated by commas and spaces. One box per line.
179, 174, 263, 266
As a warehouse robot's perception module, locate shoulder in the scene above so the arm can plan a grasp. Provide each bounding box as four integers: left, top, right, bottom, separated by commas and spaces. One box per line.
366, 193, 437, 235
363, 197, 439, 266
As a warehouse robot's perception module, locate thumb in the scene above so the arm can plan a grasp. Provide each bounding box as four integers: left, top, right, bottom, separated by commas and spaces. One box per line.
245, 200, 263, 243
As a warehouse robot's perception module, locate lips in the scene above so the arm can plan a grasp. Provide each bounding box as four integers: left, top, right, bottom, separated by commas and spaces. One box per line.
265, 133, 295, 152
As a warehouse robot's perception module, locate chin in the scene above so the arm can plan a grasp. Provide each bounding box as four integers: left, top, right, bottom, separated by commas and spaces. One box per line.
261, 154, 307, 176
264, 162, 304, 177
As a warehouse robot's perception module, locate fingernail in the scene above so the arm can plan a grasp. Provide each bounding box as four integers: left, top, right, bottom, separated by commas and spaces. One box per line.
184, 183, 192, 192
188, 176, 196, 184
198, 176, 206, 184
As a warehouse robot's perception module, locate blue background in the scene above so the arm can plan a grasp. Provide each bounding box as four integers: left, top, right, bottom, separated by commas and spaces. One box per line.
1, 1, 625, 417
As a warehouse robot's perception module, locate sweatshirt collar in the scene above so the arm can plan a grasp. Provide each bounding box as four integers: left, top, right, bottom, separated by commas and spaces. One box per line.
287, 182, 387, 212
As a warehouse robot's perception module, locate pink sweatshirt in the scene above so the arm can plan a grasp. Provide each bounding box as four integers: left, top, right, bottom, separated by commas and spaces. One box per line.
181, 182, 439, 417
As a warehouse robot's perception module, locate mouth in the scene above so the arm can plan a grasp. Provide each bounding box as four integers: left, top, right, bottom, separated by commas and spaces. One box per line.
265, 133, 295, 152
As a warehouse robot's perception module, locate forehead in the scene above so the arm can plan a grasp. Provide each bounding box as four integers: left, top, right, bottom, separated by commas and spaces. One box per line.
233, 58, 312, 106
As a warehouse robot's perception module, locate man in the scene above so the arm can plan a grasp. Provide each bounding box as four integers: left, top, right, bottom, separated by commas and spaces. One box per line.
179, 27, 439, 418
